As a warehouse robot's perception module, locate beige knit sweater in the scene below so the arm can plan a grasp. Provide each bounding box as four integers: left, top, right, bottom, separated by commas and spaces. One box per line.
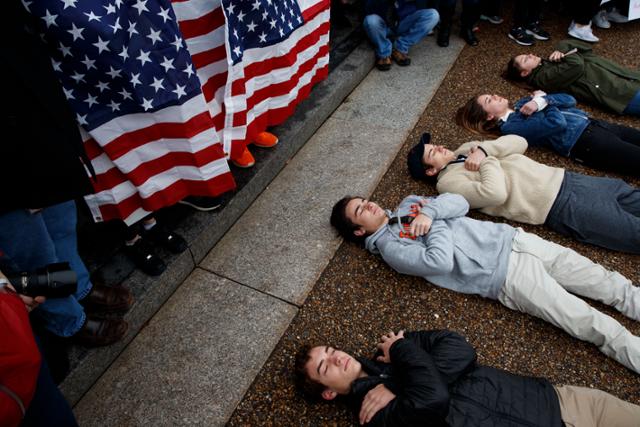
436, 135, 565, 225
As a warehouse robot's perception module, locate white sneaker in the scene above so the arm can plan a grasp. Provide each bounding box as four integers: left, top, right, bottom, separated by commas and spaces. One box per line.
568, 20, 576, 31
607, 8, 629, 23
593, 10, 611, 29
568, 23, 599, 43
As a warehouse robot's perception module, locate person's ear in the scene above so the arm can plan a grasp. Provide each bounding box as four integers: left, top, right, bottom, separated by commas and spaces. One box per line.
486, 113, 495, 121
354, 227, 366, 237
321, 389, 338, 401
520, 69, 530, 77
425, 167, 438, 176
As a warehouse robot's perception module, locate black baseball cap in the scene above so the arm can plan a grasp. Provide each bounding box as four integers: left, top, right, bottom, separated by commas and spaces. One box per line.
407, 133, 431, 181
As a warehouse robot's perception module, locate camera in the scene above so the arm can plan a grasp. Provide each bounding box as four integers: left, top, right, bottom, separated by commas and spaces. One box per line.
7, 262, 77, 298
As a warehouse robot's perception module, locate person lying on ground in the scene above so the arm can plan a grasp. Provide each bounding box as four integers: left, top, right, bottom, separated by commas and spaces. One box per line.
504, 39, 640, 116
330, 193, 640, 373
406, 133, 640, 254
456, 92, 640, 177
296, 329, 640, 426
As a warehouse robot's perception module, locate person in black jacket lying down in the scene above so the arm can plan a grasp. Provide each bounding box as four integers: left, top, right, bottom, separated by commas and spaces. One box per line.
296, 330, 640, 426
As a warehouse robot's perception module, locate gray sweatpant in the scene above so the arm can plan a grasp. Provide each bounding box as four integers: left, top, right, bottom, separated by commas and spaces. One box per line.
545, 171, 640, 254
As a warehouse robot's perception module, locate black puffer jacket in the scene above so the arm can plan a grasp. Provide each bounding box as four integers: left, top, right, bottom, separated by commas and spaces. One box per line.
349, 330, 564, 427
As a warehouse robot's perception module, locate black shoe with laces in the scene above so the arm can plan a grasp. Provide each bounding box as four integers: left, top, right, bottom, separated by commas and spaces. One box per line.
124, 237, 166, 276
508, 27, 535, 46
144, 223, 188, 254
526, 22, 550, 40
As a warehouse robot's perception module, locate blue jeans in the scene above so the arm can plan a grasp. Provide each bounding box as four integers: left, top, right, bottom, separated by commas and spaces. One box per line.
363, 9, 440, 58
623, 90, 640, 117
0, 201, 91, 337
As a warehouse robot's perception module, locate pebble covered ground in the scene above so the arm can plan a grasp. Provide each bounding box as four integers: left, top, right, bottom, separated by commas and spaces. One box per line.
228, 4, 640, 426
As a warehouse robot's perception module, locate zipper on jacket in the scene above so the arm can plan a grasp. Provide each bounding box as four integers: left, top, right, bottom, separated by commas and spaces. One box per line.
560, 110, 588, 121
450, 392, 542, 427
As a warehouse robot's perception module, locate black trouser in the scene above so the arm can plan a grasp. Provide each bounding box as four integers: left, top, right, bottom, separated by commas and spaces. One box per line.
571, 120, 640, 177
564, 0, 601, 25
437, 0, 481, 30
513, 0, 542, 28
481, 0, 502, 16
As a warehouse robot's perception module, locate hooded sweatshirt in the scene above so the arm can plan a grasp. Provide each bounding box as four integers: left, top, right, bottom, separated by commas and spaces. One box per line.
364, 193, 515, 299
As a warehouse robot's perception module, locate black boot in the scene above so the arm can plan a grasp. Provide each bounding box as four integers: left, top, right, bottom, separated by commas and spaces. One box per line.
437, 25, 450, 47
460, 27, 479, 46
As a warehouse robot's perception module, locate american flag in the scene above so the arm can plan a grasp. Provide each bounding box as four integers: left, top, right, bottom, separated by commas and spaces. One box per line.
173, 0, 330, 160
23, 0, 236, 225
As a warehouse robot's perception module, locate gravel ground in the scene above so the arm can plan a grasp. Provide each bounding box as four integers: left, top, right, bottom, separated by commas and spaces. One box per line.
228, 5, 640, 426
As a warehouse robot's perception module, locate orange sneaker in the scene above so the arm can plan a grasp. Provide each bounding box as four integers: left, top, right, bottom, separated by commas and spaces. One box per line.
253, 131, 279, 148
231, 146, 255, 168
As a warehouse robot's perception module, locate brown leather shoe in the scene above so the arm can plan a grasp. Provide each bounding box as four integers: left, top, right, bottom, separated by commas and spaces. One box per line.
72, 317, 128, 347
375, 56, 392, 71
391, 49, 411, 66
81, 283, 134, 313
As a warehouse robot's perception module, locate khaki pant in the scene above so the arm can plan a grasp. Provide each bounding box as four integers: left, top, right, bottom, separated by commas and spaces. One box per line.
499, 229, 640, 373
555, 385, 640, 427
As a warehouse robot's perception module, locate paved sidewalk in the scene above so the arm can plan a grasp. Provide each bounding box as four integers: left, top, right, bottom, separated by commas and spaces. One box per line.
73, 35, 465, 426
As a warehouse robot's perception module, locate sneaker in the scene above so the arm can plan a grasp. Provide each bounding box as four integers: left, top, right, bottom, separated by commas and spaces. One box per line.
480, 14, 503, 25
525, 22, 550, 40
568, 23, 599, 43
144, 223, 187, 254
178, 196, 222, 212
231, 146, 256, 168
593, 10, 611, 29
607, 8, 629, 23
124, 237, 166, 276
508, 27, 534, 46
253, 131, 278, 148
391, 49, 411, 66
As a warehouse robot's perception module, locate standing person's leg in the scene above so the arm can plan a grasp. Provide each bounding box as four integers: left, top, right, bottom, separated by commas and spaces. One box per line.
544, 173, 640, 254
480, 0, 503, 23
566, 0, 600, 42
499, 230, 640, 373
363, 14, 393, 70
570, 121, 640, 177
0, 207, 85, 337
523, 0, 549, 41
555, 385, 640, 427
394, 8, 440, 58
508, 0, 535, 45
436, 0, 456, 47
41, 201, 92, 302
460, 0, 481, 46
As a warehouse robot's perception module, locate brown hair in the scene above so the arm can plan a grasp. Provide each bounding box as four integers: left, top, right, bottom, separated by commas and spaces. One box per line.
455, 95, 502, 138
502, 57, 535, 90
330, 196, 367, 245
294, 344, 326, 399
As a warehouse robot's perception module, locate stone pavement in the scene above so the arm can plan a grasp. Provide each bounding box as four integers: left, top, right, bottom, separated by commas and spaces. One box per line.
72, 35, 466, 425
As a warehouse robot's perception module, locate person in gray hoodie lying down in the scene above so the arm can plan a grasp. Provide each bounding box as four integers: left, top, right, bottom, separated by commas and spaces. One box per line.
330, 192, 640, 374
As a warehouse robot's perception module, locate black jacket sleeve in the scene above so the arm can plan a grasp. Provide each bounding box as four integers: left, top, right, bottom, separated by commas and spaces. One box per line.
406, 330, 477, 384
367, 339, 450, 427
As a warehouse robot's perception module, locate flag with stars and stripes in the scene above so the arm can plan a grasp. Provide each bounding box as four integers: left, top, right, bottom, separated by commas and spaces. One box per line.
23, 0, 236, 225
173, 0, 330, 160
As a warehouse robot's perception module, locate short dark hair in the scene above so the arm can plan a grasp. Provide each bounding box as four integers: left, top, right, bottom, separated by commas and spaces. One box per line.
502, 57, 535, 90
406, 134, 439, 187
330, 196, 366, 244
294, 344, 326, 399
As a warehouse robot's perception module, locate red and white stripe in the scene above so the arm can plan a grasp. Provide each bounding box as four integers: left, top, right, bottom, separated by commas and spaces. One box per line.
173, 0, 330, 159
83, 94, 235, 225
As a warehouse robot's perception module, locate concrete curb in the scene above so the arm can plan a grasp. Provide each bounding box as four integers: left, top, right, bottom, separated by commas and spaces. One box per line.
61, 41, 374, 406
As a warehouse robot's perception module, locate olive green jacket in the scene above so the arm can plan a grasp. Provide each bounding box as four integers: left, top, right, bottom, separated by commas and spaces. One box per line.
527, 39, 640, 114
